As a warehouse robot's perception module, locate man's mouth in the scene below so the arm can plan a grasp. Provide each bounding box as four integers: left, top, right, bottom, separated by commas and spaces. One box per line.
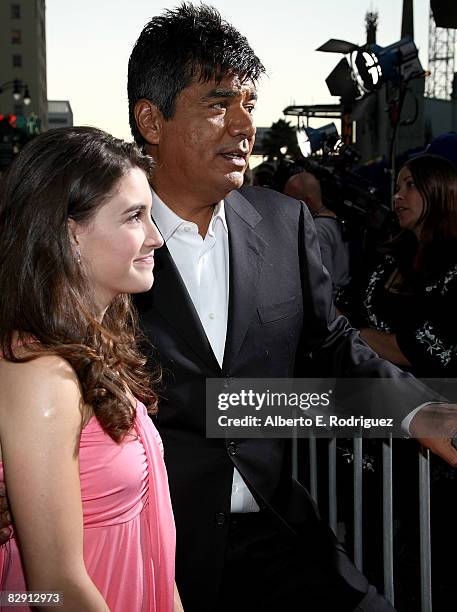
220, 142, 250, 162
221, 151, 247, 160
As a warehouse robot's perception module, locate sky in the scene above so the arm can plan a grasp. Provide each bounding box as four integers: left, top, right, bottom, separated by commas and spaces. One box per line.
46, 0, 432, 141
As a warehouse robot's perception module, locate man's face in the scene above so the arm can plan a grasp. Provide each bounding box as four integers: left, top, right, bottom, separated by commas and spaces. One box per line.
151, 74, 257, 205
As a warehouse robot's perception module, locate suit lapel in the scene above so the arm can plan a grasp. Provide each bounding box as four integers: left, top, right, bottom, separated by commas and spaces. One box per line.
152, 242, 221, 372
223, 190, 267, 371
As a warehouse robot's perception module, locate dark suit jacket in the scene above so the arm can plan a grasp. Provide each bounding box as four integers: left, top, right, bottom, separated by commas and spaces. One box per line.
134, 186, 420, 611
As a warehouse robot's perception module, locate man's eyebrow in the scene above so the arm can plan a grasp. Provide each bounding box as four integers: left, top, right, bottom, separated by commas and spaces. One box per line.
202, 88, 258, 101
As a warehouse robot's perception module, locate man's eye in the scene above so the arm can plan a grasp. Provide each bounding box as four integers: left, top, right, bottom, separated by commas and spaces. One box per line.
245, 105, 256, 114
212, 102, 226, 110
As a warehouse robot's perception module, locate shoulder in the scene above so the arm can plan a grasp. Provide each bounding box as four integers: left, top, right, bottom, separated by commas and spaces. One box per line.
238, 185, 303, 211
235, 186, 308, 226
0, 354, 83, 429
314, 216, 340, 235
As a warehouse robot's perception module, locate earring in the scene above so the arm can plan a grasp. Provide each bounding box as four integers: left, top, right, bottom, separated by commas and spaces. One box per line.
75, 248, 81, 265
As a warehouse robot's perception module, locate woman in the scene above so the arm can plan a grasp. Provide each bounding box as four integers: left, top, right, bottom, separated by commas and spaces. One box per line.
357, 154, 457, 375
0, 127, 182, 611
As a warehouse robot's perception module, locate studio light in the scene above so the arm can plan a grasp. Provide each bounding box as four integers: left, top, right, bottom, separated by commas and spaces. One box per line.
318, 37, 425, 101
296, 123, 339, 158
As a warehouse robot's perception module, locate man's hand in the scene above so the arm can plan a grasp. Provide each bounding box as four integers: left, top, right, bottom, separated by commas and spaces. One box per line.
410, 403, 457, 467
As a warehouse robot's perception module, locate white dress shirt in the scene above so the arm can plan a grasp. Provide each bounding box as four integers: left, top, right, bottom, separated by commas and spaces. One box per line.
151, 190, 259, 513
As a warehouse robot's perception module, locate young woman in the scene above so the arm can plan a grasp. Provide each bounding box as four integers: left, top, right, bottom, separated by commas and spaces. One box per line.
0, 127, 182, 611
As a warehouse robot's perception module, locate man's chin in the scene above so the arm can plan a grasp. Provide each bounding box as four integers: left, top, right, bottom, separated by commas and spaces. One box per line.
224, 170, 245, 190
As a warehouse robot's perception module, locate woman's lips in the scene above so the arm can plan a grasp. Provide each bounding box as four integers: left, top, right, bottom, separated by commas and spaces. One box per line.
134, 255, 155, 265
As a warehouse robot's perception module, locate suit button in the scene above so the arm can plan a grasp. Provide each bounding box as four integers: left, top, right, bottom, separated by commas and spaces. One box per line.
223, 377, 231, 389
228, 441, 237, 456
215, 512, 226, 527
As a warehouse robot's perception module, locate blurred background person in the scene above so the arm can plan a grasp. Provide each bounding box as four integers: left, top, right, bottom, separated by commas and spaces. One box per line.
284, 169, 351, 300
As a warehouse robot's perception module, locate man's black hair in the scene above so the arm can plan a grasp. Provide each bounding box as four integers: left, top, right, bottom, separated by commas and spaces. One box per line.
127, 2, 265, 146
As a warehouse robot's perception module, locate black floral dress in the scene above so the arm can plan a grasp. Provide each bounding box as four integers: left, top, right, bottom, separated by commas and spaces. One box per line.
362, 253, 457, 376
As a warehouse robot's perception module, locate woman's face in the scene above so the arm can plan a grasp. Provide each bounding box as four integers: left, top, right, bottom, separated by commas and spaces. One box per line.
393, 166, 425, 238
70, 167, 163, 313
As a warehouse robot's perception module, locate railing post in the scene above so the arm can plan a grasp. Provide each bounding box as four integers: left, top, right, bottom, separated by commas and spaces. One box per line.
328, 438, 337, 534
353, 437, 363, 571
309, 434, 318, 503
292, 427, 298, 480
419, 448, 432, 612
382, 437, 394, 605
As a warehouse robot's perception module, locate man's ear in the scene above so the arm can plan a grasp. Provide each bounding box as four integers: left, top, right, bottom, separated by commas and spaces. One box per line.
134, 99, 163, 146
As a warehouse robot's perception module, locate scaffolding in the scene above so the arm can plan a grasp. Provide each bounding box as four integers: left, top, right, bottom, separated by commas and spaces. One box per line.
426, 6, 456, 99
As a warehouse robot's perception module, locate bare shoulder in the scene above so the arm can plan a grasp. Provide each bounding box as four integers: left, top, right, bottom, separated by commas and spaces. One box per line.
0, 353, 83, 427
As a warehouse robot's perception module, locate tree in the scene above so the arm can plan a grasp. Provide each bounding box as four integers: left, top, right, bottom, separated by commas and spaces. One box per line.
262, 119, 301, 160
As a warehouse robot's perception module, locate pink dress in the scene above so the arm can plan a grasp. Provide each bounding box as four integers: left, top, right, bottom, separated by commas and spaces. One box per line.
0, 401, 176, 612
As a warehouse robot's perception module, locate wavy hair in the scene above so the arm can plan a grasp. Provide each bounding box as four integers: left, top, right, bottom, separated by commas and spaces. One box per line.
0, 126, 159, 442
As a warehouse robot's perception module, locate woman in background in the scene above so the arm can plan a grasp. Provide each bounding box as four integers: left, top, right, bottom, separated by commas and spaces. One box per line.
0, 127, 182, 611
357, 154, 457, 376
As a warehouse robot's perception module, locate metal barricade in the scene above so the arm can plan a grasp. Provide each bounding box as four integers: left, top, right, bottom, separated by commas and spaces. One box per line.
292, 437, 433, 612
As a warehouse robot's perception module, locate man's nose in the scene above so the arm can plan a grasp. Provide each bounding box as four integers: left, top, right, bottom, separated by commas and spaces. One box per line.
227, 106, 256, 139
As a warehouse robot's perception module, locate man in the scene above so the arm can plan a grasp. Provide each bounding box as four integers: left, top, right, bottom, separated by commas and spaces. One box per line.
283, 170, 351, 299
127, 4, 455, 612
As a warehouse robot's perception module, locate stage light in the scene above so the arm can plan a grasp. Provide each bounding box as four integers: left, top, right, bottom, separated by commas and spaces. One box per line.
351, 38, 424, 96
296, 123, 339, 157
353, 48, 383, 93
325, 58, 360, 103
318, 37, 425, 101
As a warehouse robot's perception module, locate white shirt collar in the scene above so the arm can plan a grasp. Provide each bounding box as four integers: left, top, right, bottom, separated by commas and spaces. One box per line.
151, 189, 228, 242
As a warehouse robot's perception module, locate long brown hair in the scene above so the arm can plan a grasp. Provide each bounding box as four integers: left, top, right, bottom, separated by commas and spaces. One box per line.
401, 154, 457, 244
0, 126, 159, 442
386, 154, 457, 281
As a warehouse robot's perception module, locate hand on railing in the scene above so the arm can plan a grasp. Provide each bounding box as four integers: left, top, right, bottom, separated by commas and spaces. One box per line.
410, 403, 457, 467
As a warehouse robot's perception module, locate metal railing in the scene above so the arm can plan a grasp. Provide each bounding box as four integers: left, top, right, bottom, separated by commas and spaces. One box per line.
293, 437, 433, 612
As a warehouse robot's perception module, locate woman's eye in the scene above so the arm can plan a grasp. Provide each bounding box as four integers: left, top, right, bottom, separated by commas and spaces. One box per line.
128, 212, 142, 223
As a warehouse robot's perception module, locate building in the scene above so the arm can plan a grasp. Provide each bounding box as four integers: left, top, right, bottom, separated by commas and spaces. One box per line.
48, 100, 73, 129
0, 1, 48, 130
